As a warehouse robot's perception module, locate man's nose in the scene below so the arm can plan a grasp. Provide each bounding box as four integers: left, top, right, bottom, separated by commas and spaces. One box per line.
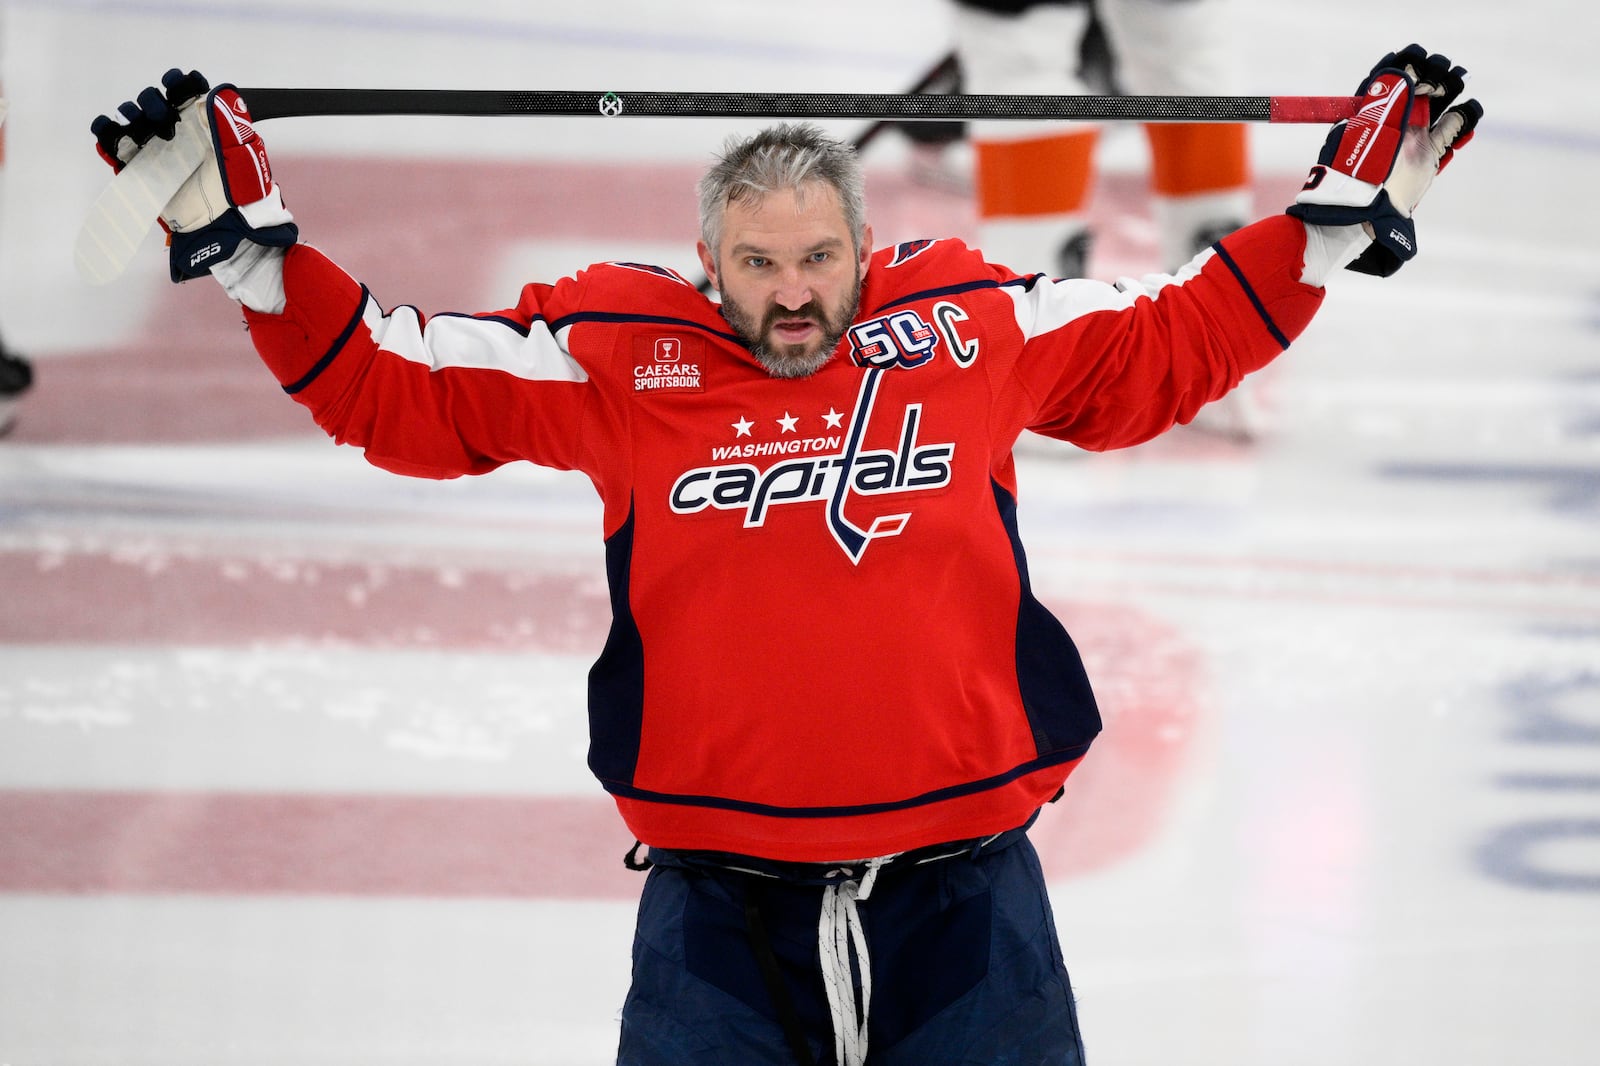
773, 268, 812, 310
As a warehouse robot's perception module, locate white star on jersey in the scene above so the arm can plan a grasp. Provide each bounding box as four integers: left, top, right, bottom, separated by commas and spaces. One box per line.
732, 417, 754, 438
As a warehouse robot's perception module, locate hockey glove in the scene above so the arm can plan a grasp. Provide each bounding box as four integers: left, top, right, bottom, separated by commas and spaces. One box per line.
91, 69, 297, 283
1287, 44, 1482, 277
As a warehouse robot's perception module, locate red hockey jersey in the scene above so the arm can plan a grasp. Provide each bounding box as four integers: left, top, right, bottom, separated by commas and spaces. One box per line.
243, 215, 1323, 861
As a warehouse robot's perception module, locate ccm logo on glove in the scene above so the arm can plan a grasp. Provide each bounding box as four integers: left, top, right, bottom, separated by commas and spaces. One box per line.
189, 241, 226, 269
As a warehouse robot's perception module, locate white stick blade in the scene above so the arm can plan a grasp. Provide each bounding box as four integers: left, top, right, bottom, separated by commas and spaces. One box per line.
74, 118, 209, 285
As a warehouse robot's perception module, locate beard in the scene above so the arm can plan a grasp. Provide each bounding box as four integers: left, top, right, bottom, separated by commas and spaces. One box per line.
719, 269, 864, 379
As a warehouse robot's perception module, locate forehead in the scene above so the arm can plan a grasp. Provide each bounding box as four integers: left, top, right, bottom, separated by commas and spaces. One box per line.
719, 181, 851, 252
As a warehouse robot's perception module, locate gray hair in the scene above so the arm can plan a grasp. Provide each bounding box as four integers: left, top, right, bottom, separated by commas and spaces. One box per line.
697, 122, 868, 257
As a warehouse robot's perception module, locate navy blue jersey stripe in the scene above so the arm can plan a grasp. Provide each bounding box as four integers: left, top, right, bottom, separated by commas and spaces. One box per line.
872, 276, 1016, 314
551, 309, 742, 345
1212, 242, 1292, 350
433, 309, 534, 336
282, 284, 371, 395
601, 744, 1091, 819
991, 479, 1103, 754
585, 501, 647, 787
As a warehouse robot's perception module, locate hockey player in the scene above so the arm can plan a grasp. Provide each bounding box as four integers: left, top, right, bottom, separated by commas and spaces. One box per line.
0, 51, 31, 437
0, 335, 29, 437
92, 46, 1479, 1065
955, 0, 1252, 278
953, 0, 1264, 439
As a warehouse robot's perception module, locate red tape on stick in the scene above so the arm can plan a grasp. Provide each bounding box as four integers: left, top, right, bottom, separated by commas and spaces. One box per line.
1269, 95, 1360, 124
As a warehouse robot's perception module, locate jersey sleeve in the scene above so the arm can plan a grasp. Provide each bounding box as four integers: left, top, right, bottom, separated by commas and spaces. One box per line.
1001, 213, 1325, 450
241, 244, 618, 482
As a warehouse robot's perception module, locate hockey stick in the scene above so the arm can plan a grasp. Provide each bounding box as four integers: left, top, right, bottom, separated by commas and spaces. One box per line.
844, 51, 960, 154
70, 56, 960, 287
73, 66, 1358, 285
232, 86, 1357, 125
73, 103, 213, 286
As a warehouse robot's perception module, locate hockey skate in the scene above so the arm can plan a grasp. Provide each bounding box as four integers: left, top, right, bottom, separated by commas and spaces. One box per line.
0, 339, 31, 437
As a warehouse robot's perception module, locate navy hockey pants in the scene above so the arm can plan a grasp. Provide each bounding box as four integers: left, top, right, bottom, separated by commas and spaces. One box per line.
616, 829, 1086, 1065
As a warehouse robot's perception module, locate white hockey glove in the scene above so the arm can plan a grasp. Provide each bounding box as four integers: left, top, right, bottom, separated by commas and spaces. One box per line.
1288, 44, 1482, 277
91, 69, 297, 283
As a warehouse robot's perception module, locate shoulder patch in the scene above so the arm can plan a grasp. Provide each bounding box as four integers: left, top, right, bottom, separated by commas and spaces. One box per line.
631, 333, 705, 393
887, 239, 943, 268
608, 262, 695, 286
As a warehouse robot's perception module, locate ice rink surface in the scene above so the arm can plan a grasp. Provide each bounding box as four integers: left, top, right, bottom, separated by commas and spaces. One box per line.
2, 0, 1598, 1062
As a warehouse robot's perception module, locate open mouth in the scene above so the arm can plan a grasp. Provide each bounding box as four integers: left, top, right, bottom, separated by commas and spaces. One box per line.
770, 317, 819, 344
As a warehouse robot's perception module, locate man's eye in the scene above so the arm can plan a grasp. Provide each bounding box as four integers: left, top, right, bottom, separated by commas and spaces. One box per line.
745, 257, 768, 269
810, 252, 830, 264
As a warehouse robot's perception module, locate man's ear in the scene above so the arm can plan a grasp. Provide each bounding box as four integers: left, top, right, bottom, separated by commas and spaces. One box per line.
858, 225, 873, 276
697, 241, 719, 291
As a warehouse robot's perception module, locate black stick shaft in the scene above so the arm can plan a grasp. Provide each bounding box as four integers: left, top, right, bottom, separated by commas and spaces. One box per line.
848, 52, 960, 153
236, 86, 1356, 124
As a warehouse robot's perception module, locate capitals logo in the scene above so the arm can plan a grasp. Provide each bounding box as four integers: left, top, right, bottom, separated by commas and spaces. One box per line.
669, 369, 955, 564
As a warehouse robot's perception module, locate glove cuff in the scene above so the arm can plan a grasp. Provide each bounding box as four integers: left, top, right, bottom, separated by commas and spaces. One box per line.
1298, 223, 1372, 287
168, 209, 299, 282
211, 241, 289, 314
1287, 189, 1416, 277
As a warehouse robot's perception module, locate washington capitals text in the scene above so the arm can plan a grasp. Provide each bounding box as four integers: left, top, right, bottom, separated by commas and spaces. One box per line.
669, 371, 955, 562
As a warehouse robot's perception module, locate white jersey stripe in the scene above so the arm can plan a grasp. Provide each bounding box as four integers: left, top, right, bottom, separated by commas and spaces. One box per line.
363, 297, 589, 384
1002, 266, 1194, 340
